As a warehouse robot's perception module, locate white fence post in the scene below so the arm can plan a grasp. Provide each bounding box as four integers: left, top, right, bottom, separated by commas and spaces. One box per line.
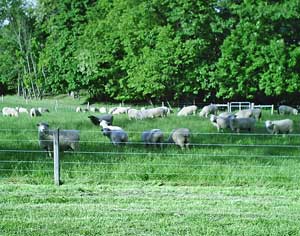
53, 129, 61, 186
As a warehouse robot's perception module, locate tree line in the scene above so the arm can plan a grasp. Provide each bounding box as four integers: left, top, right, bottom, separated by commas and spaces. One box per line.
0, 0, 299, 104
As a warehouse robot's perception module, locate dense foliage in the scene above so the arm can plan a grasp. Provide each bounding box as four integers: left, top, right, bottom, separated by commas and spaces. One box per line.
0, 0, 299, 103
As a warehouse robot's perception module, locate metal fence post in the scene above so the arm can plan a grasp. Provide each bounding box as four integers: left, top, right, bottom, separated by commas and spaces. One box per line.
53, 129, 61, 186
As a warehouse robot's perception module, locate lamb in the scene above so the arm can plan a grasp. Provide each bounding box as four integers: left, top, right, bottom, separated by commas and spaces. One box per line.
278, 105, 298, 115
16, 107, 28, 114
2, 107, 19, 117
30, 108, 42, 117
177, 105, 197, 116
167, 128, 191, 149
102, 128, 128, 145
229, 117, 256, 133
141, 129, 164, 147
88, 114, 113, 126
199, 104, 218, 118
265, 119, 293, 134
37, 122, 80, 157
210, 114, 232, 132
127, 108, 144, 120
99, 120, 123, 131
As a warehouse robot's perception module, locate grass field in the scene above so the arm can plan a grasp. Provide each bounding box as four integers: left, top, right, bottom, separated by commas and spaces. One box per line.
1, 95, 300, 235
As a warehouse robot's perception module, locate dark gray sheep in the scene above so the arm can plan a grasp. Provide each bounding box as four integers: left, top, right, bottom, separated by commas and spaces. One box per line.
88, 114, 113, 126
141, 129, 164, 147
167, 128, 191, 149
102, 128, 128, 145
37, 122, 80, 157
229, 117, 256, 133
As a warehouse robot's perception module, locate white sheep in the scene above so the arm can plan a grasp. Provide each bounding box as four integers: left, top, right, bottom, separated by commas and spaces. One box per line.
141, 129, 164, 147
89, 106, 98, 112
2, 107, 19, 117
199, 105, 218, 118
30, 108, 42, 117
99, 107, 107, 113
177, 105, 197, 116
111, 107, 131, 115
168, 128, 191, 149
229, 117, 256, 133
234, 109, 253, 118
278, 105, 298, 115
218, 112, 234, 119
127, 108, 144, 120
141, 107, 167, 119
265, 119, 293, 134
102, 128, 128, 145
76, 106, 82, 112
251, 108, 262, 120
38, 107, 50, 113
210, 114, 232, 132
88, 114, 113, 126
99, 120, 123, 131
37, 122, 80, 157
16, 107, 29, 114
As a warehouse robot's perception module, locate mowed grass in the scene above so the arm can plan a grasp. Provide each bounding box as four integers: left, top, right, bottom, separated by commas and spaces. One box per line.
1, 95, 300, 235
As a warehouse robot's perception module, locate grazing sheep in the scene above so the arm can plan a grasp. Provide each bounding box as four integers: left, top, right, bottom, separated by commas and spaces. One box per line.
88, 114, 113, 126
99, 107, 107, 113
2, 107, 19, 117
141, 107, 167, 119
127, 108, 144, 120
168, 128, 191, 149
210, 114, 232, 132
30, 108, 42, 117
37, 122, 80, 157
229, 117, 256, 133
141, 129, 164, 147
199, 105, 218, 118
38, 107, 50, 113
278, 105, 298, 115
265, 119, 293, 134
100, 120, 123, 131
111, 107, 131, 115
177, 105, 197, 116
102, 128, 128, 145
234, 109, 253, 118
16, 107, 28, 114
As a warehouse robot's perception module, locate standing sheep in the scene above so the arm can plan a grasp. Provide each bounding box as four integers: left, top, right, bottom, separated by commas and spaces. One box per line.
102, 128, 128, 145
2, 107, 19, 117
234, 109, 253, 118
88, 114, 113, 126
199, 105, 218, 118
100, 120, 123, 131
127, 108, 144, 120
30, 108, 42, 117
265, 119, 293, 134
229, 117, 256, 133
37, 122, 80, 157
177, 105, 198, 116
16, 107, 29, 114
141, 129, 164, 147
278, 105, 298, 115
210, 114, 232, 132
168, 128, 191, 149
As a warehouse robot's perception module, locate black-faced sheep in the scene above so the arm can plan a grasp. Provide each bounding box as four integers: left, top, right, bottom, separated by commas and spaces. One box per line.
278, 105, 298, 115
265, 119, 293, 134
141, 129, 164, 147
37, 122, 80, 157
168, 128, 191, 149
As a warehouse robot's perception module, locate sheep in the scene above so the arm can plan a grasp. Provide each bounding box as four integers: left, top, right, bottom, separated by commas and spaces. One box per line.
102, 128, 128, 145
141, 129, 164, 147
76, 106, 82, 112
229, 117, 256, 133
265, 119, 293, 134
100, 120, 123, 131
177, 105, 197, 116
2, 107, 19, 117
127, 108, 144, 120
167, 128, 191, 149
218, 112, 234, 119
16, 107, 28, 114
89, 106, 98, 112
88, 114, 113, 126
37, 122, 80, 157
210, 114, 232, 132
141, 107, 167, 119
199, 104, 218, 118
234, 109, 253, 118
278, 105, 298, 115
99, 107, 107, 113
111, 107, 131, 115
251, 108, 262, 120
38, 107, 50, 113
30, 108, 42, 117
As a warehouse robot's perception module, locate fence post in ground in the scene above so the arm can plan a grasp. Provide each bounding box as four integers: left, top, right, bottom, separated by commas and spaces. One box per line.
271, 105, 274, 115
53, 129, 61, 186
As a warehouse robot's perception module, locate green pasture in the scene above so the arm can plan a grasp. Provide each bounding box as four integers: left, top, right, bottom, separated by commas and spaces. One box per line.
1, 95, 300, 235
